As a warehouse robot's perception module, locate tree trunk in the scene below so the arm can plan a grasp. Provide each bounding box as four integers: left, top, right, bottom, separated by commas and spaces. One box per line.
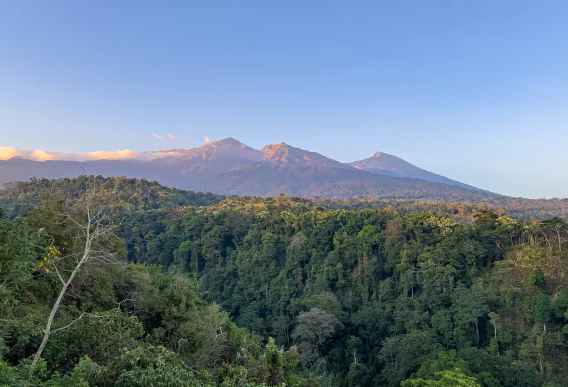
475, 322, 480, 346
493, 323, 498, 356
194, 251, 199, 276
542, 233, 552, 256
29, 222, 92, 377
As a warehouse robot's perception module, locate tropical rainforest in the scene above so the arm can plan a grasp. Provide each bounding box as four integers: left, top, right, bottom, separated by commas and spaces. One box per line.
1, 176, 568, 387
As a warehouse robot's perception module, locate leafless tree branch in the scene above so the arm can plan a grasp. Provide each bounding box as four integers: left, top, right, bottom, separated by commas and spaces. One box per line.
29, 183, 121, 377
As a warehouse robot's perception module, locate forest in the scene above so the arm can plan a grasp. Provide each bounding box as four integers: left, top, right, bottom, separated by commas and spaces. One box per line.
1, 176, 568, 386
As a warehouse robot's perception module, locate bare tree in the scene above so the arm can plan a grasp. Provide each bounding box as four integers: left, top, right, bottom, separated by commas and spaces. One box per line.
29, 188, 119, 377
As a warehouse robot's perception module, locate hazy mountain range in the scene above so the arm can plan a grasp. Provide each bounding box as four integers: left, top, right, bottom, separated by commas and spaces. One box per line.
0, 138, 494, 200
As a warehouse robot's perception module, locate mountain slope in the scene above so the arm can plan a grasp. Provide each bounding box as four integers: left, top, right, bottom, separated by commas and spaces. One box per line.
0, 138, 263, 190
0, 139, 496, 200
198, 143, 492, 200
150, 137, 263, 180
349, 152, 486, 192
262, 142, 351, 170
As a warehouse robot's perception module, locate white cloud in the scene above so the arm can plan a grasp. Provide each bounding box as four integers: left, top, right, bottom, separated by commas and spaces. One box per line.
30, 150, 54, 161
85, 149, 139, 160
0, 139, 206, 162
0, 147, 24, 160
0, 147, 149, 162
204, 136, 211, 144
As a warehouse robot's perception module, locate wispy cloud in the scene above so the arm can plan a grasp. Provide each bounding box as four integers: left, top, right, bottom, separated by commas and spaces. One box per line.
204, 136, 211, 144
0, 147, 145, 161
86, 150, 140, 160
152, 133, 163, 140
168, 134, 177, 140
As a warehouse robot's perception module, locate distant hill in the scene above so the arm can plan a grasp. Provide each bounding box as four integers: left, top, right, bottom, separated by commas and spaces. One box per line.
3, 176, 567, 223
0, 138, 495, 200
0, 175, 224, 218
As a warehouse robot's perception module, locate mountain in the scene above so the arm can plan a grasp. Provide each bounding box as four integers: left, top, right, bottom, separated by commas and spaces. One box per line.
198, 143, 491, 200
349, 152, 486, 192
150, 137, 263, 178
147, 138, 263, 188
262, 142, 351, 170
0, 138, 496, 200
0, 138, 262, 191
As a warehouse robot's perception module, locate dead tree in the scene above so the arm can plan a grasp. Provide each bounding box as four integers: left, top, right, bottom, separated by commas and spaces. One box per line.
29, 189, 119, 377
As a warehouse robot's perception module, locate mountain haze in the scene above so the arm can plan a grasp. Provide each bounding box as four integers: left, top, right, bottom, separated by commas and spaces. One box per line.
0, 138, 494, 200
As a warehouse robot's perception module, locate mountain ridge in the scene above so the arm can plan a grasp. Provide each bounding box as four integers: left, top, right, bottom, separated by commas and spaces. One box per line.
0, 138, 494, 200
349, 151, 489, 193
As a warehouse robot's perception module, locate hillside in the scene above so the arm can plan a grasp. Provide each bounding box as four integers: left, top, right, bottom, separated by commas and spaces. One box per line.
4, 176, 567, 222
120, 193, 568, 386
2, 176, 568, 386
0, 175, 224, 218
0, 194, 308, 386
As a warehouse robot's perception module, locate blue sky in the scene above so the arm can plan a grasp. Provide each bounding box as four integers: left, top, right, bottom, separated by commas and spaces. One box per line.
1, 0, 568, 198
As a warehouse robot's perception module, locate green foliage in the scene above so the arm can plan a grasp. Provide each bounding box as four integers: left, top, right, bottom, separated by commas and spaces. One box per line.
292, 308, 341, 366
3, 177, 568, 386
104, 344, 209, 387
401, 368, 480, 387
533, 293, 552, 329
0, 176, 224, 219
0, 353, 94, 387
0, 194, 309, 386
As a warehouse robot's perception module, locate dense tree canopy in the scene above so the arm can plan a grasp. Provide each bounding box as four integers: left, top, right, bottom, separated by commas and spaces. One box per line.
116, 190, 568, 386
1, 177, 568, 386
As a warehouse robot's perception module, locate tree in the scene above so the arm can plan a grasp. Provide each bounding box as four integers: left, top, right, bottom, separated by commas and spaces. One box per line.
431, 310, 454, 349
379, 330, 442, 385
347, 361, 369, 387
106, 344, 206, 387
541, 217, 567, 252
29, 189, 120, 376
0, 218, 40, 319
346, 335, 363, 363
292, 308, 341, 366
527, 266, 546, 293
488, 312, 500, 355
401, 368, 480, 387
451, 286, 488, 348
533, 293, 552, 332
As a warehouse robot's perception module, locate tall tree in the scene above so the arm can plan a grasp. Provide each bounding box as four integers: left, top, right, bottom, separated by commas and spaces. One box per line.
29, 189, 120, 376
292, 308, 341, 366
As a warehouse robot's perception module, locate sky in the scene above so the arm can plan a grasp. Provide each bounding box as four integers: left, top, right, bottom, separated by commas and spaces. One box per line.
1, 0, 568, 198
